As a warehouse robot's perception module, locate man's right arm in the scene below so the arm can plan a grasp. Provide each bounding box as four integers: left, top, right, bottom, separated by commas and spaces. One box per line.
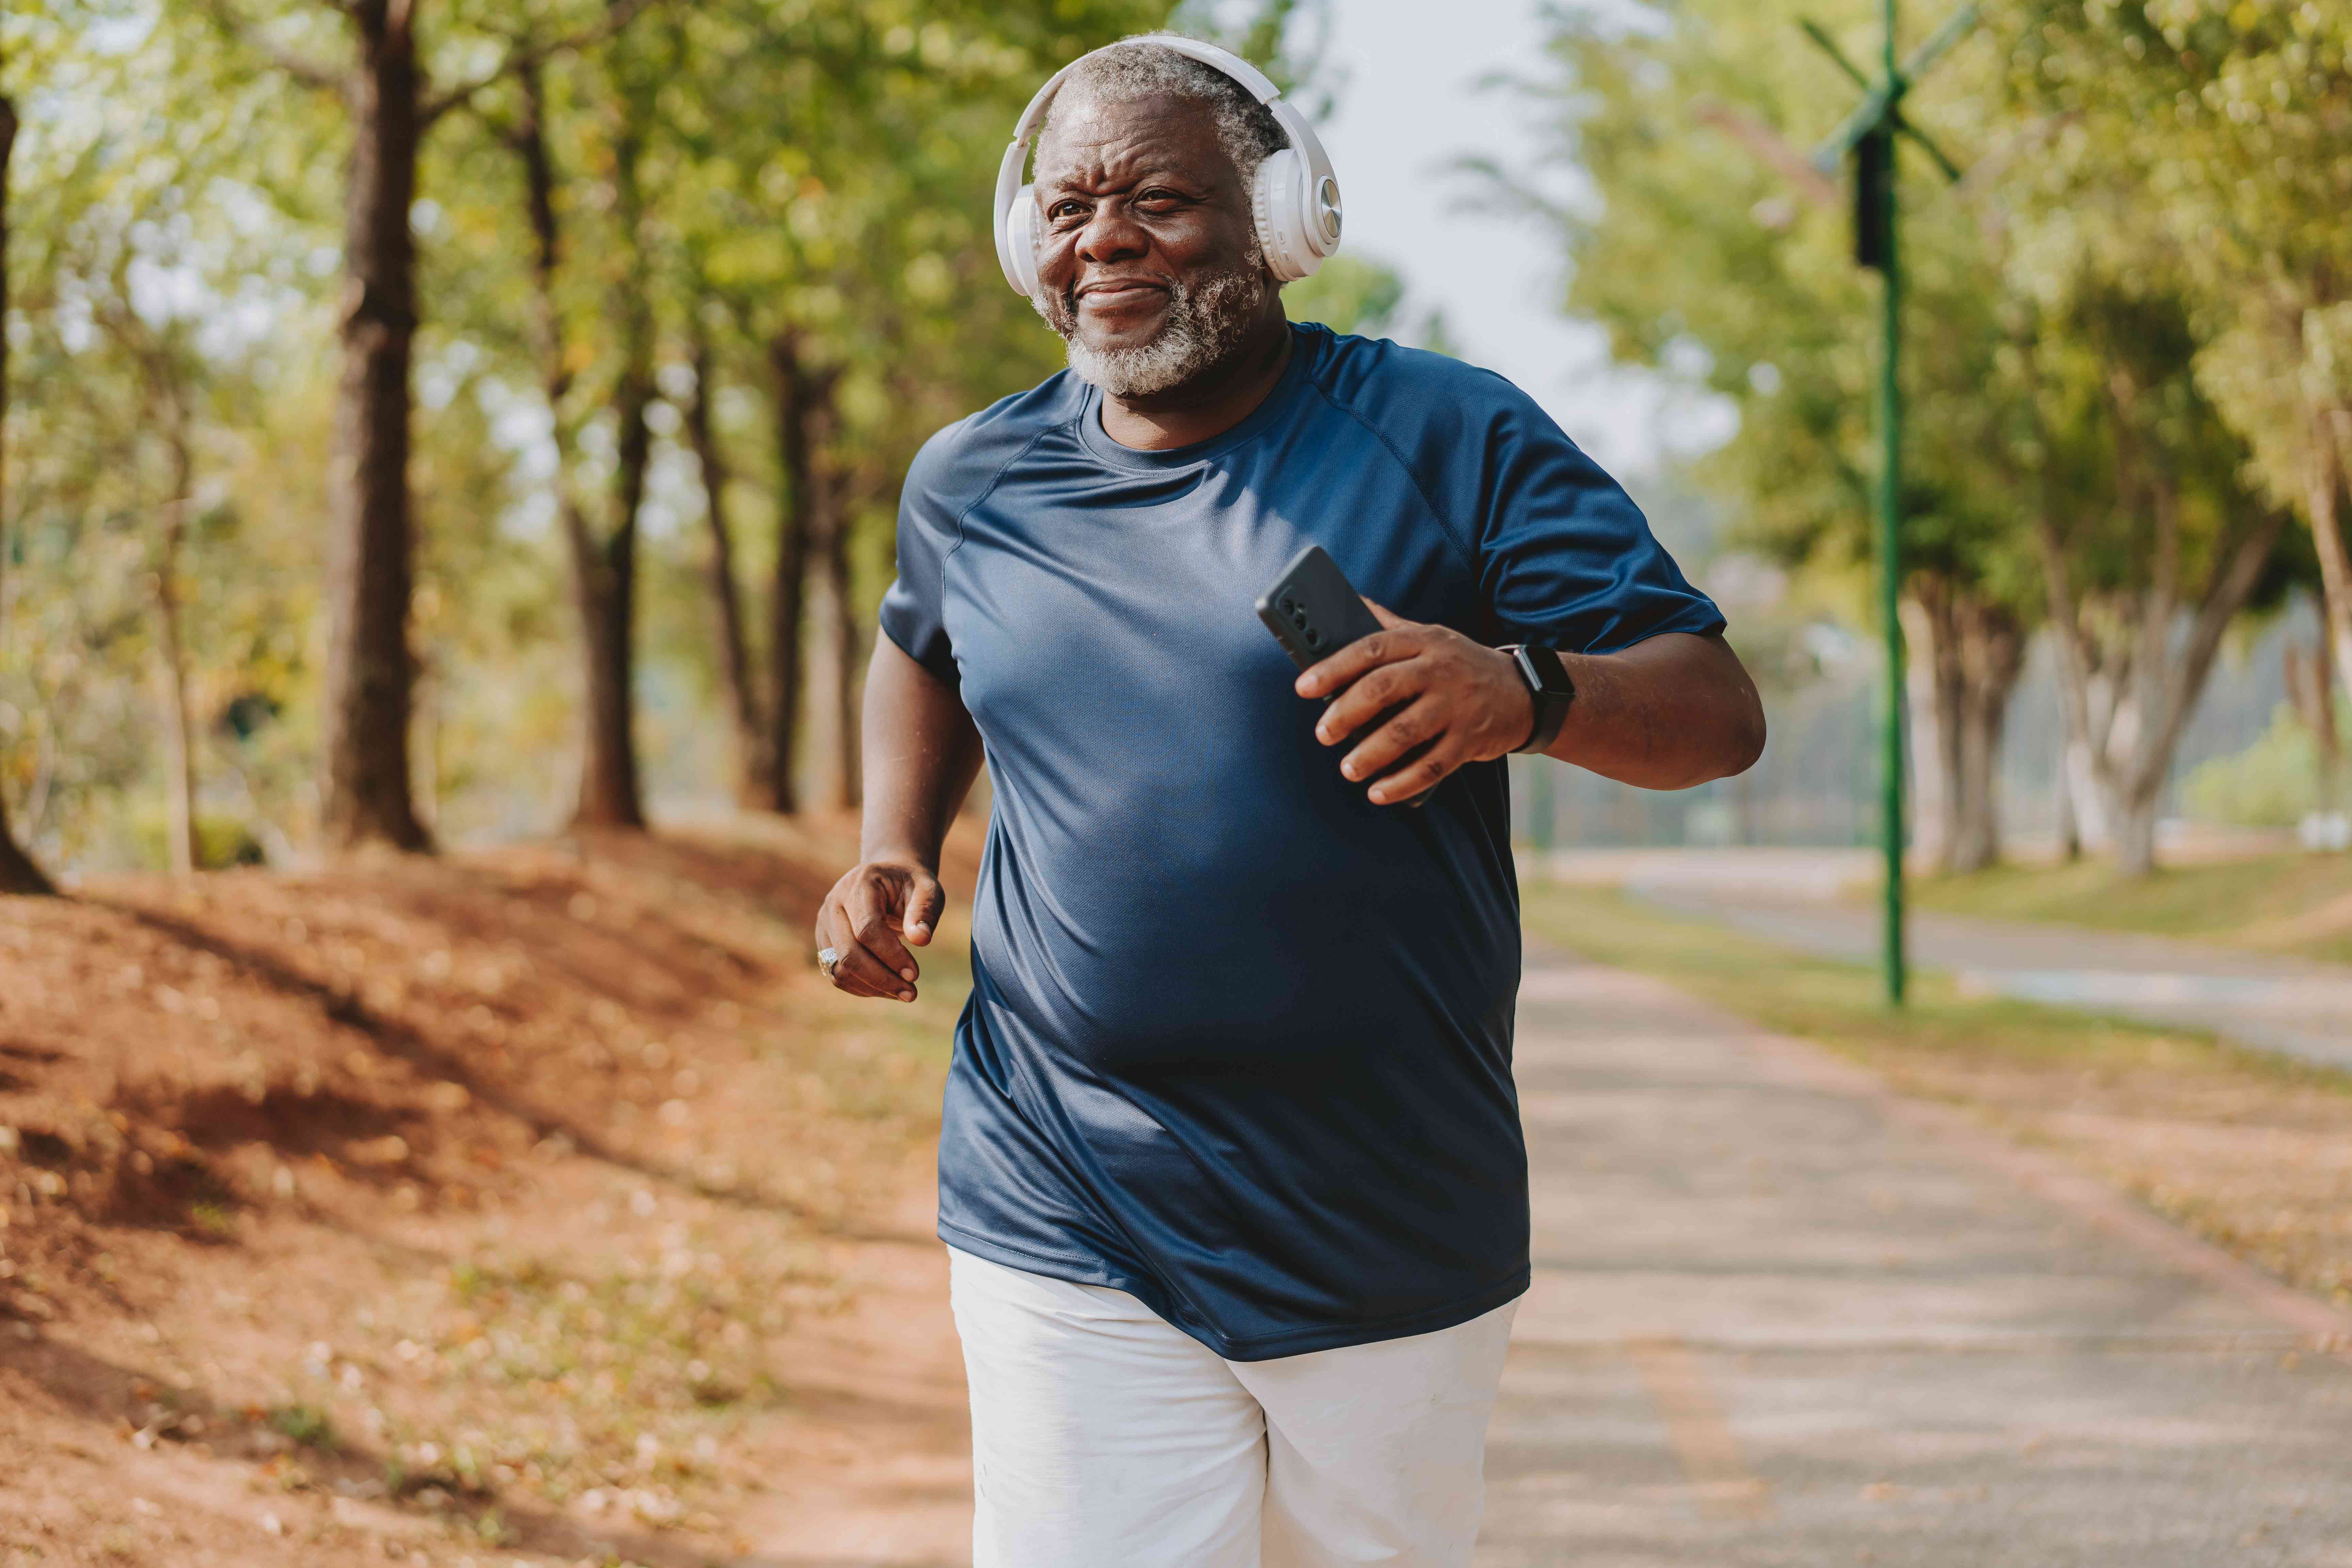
815, 637, 985, 1002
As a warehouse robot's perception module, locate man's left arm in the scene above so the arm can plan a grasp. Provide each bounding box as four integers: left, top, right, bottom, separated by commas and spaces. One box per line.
1295, 606, 1766, 806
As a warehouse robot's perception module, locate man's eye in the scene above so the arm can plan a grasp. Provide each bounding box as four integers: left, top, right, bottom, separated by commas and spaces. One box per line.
1049, 201, 1087, 221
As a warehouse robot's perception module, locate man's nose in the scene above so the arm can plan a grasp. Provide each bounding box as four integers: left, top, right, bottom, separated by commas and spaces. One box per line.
1074, 200, 1149, 267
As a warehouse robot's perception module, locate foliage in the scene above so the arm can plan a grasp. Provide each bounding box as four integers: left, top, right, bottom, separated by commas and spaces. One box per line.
1991, 0, 2352, 512
1990, 0, 2352, 785
4, 3, 328, 867
1488, 0, 2325, 871
1494, 0, 2048, 620
2182, 700, 2347, 828
1282, 253, 1405, 337
6, 0, 1226, 867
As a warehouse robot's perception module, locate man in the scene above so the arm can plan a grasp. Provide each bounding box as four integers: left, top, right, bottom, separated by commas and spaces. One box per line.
815, 35, 1764, 1568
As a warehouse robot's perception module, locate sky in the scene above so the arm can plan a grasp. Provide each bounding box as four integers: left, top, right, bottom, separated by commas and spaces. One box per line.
1305, 0, 1734, 480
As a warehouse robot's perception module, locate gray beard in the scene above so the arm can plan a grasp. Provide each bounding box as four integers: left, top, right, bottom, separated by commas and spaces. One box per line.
1035, 258, 1269, 398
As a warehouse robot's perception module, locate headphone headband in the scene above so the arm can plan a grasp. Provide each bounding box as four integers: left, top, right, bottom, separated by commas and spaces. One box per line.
992, 34, 1342, 298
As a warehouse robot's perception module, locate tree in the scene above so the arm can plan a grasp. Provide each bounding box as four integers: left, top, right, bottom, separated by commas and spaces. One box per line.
1495, 0, 2043, 871
505, 53, 652, 828
8, 0, 1358, 870
2016, 274, 2290, 875
202, 0, 642, 852
1284, 254, 1406, 338
104, 295, 207, 875
2283, 631, 2339, 815
767, 330, 840, 809
1496, 0, 2298, 875
667, 0, 1177, 813
683, 310, 763, 806
1994, 0, 2352, 783
0, 47, 52, 894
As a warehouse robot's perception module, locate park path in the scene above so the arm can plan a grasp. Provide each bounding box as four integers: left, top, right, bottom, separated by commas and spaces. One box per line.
1482, 948, 2352, 1566
738, 935, 2352, 1566
1543, 847, 2352, 1067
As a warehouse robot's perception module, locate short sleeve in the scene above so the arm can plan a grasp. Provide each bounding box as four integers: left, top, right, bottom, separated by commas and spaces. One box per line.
1473, 396, 1723, 654
877, 420, 970, 684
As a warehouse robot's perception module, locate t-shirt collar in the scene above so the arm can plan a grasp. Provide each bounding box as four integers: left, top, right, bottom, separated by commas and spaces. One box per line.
1074, 322, 1322, 471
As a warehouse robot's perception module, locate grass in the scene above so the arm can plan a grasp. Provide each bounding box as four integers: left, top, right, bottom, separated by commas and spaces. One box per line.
266, 1403, 336, 1451
1520, 881, 2352, 1306
1908, 852, 2352, 965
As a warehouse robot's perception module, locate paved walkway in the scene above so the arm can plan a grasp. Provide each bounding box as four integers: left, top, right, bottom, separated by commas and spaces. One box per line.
1482, 950, 2352, 1566
1540, 848, 2352, 1067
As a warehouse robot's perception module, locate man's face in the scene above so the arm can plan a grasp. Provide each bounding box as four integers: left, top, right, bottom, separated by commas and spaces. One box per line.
1030, 92, 1272, 396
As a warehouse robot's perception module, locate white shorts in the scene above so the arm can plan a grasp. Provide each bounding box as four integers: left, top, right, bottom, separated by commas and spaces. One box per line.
947, 1246, 1520, 1568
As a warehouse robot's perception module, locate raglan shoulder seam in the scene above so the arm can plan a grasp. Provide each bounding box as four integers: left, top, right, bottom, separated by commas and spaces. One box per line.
1300, 373, 1483, 577
936, 419, 1060, 589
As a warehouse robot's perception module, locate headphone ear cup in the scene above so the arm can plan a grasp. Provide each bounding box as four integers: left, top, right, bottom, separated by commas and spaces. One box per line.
1004, 184, 1043, 298
1251, 148, 1313, 283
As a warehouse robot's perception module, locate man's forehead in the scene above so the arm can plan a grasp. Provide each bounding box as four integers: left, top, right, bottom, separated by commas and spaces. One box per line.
1033, 91, 1233, 188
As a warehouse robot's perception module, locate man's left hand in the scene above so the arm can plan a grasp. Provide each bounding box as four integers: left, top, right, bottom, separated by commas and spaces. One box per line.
1294, 603, 1535, 806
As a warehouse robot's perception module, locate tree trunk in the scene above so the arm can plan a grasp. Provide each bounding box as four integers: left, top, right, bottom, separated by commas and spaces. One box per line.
1901, 581, 2021, 875
2032, 477, 2285, 877
2053, 740, 2081, 862
414, 655, 439, 834
156, 405, 199, 877
1900, 587, 1962, 875
1948, 597, 2023, 874
762, 333, 824, 813
0, 89, 52, 894
818, 470, 862, 812
2286, 636, 2340, 810
320, 0, 428, 852
2104, 484, 2287, 875
799, 442, 863, 815
686, 323, 764, 806
2113, 783, 2161, 878
2307, 409, 2352, 746
2031, 512, 2116, 863
575, 349, 650, 829
818, 465, 875, 818
514, 61, 645, 831
2062, 735, 2106, 852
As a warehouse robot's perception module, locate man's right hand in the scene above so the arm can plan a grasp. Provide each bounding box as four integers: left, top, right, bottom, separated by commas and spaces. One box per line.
815, 857, 945, 1003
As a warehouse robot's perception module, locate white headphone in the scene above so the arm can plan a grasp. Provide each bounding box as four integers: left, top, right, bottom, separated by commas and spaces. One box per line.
992, 35, 1343, 299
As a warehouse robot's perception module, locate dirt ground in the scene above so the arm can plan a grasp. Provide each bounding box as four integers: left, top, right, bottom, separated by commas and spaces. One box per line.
0, 816, 979, 1568
18, 834, 2349, 1567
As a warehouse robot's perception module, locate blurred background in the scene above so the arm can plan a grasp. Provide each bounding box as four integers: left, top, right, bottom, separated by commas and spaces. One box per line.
3, 0, 2348, 884
5, 2, 2352, 1564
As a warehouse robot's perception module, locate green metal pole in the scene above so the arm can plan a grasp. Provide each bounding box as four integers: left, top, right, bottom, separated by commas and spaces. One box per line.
1877, 0, 1908, 1006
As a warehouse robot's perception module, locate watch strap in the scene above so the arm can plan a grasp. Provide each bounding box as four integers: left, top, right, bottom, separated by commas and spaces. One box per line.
1504, 644, 1575, 755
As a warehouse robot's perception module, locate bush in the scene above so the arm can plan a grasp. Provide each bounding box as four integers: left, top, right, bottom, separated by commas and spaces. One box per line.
130, 810, 268, 871
2181, 703, 2343, 827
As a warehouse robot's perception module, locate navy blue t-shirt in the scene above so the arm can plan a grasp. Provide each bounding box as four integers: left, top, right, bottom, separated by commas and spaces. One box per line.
880, 323, 1721, 1360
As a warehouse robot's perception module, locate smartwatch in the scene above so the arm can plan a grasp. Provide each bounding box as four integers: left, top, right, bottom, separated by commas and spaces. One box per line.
1500, 644, 1576, 755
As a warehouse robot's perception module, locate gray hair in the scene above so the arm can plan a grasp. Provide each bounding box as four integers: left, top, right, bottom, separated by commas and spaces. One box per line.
1038, 37, 1289, 188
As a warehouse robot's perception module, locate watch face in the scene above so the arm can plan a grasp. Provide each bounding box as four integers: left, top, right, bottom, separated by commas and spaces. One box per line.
1525, 644, 1574, 696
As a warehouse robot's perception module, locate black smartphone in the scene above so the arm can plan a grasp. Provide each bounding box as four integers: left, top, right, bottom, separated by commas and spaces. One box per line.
1257, 543, 1386, 668
1255, 544, 1436, 807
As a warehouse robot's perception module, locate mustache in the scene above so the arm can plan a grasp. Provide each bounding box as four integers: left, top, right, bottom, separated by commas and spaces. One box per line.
1056, 274, 1177, 318
1075, 275, 1173, 298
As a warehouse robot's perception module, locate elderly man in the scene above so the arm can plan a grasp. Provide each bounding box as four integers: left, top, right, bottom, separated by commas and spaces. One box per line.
815, 33, 1764, 1568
